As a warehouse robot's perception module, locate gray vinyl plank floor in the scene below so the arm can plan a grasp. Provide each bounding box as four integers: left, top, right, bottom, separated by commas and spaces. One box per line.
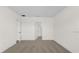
3, 40, 71, 53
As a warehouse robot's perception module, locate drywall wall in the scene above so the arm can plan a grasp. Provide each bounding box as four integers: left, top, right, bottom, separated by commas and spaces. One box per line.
54, 7, 79, 52
18, 17, 54, 40
0, 7, 17, 52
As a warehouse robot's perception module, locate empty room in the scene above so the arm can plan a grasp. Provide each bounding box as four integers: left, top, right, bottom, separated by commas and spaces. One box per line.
0, 6, 79, 53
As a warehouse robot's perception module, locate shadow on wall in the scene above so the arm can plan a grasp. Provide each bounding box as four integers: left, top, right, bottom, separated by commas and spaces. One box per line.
36, 36, 42, 40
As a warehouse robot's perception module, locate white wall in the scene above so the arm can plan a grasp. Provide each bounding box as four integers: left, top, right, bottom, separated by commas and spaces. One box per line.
18, 17, 54, 40
54, 7, 79, 53
0, 7, 17, 52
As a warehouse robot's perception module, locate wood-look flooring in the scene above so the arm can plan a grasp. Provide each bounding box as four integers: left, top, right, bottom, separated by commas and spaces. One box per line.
3, 40, 70, 53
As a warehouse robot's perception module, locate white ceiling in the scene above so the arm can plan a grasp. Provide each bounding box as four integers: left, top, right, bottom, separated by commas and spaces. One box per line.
9, 6, 65, 17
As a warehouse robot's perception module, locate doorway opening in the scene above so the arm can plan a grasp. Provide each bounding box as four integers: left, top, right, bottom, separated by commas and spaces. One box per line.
35, 22, 42, 40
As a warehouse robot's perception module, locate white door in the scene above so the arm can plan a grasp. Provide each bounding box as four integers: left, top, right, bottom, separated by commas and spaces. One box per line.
22, 22, 35, 40
21, 22, 42, 40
